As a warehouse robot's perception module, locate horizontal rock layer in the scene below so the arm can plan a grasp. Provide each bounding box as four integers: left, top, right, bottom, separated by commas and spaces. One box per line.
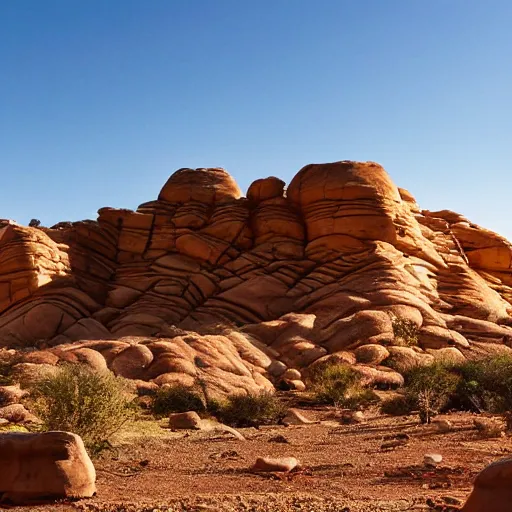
2, 161, 512, 395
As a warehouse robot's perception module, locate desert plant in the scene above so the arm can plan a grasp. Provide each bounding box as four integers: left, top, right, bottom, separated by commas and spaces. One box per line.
30, 364, 133, 454
454, 355, 512, 414
307, 361, 375, 408
403, 363, 460, 423
392, 316, 419, 347
212, 391, 286, 427
151, 383, 206, 418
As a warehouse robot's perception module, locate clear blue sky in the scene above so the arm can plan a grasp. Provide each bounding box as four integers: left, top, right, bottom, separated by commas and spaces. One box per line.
1, 1, 511, 239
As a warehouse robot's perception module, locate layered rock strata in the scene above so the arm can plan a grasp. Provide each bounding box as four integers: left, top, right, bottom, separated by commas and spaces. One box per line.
2, 162, 512, 396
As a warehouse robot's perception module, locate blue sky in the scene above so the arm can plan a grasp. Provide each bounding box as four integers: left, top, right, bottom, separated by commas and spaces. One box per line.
1, 1, 511, 239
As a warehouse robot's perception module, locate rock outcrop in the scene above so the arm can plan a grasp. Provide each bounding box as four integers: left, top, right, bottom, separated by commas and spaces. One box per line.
2, 161, 512, 396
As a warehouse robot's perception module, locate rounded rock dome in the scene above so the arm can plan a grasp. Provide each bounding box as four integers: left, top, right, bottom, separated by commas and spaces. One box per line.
158, 168, 242, 204
287, 161, 401, 207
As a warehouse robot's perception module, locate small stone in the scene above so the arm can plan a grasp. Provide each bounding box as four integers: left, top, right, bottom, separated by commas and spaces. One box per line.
168, 411, 202, 430
0, 385, 28, 406
432, 418, 452, 433
282, 368, 301, 381
340, 410, 365, 424
267, 361, 287, 378
424, 453, 443, 466
268, 435, 289, 443
252, 456, 299, 473
381, 439, 408, 450
282, 408, 315, 426
286, 379, 306, 391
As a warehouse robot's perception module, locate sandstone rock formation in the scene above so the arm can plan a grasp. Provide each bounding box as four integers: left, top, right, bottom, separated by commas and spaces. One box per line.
0, 431, 96, 504
2, 161, 512, 397
462, 456, 512, 511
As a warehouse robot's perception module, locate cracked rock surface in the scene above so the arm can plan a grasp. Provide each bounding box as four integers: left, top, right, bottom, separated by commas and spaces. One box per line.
2, 161, 512, 396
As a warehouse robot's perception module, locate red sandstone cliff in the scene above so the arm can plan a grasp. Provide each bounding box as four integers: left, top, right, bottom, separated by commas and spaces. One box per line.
2, 161, 512, 396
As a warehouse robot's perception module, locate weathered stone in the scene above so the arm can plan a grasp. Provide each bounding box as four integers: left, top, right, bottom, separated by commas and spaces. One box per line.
252, 456, 299, 473
0, 431, 96, 504
462, 457, 512, 512
282, 408, 315, 426
424, 453, 443, 466
168, 411, 202, 430
0, 403, 39, 424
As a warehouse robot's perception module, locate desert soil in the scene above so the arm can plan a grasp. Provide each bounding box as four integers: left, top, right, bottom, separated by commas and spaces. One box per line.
6, 406, 511, 512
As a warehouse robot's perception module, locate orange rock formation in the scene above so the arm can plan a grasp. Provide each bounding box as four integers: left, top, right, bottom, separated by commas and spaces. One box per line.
2, 161, 512, 396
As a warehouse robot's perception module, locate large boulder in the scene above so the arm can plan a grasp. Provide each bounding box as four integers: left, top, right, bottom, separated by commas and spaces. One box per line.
0, 431, 96, 504
462, 457, 512, 511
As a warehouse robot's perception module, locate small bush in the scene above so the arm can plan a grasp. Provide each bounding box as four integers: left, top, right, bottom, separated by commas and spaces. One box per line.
380, 393, 417, 416
31, 364, 132, 454
308, 361, 373, 408
213, 391, 286, 427
151, 383, 206, 418
392, 316, 419, 347
455, 355, 512, 414
403, 363, 460, 423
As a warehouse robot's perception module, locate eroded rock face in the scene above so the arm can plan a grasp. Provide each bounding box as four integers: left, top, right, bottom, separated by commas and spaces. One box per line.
2, 161, 512, 396
0, 431, 96, 504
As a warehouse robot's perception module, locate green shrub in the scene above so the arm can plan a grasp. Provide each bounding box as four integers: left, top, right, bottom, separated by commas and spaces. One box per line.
151, 383, 206, 418
31, 364, 133, 454
212, 391, 286, 427
403, 363, 460, 423
380, 393, 417, 416
392, 316, 419, 347
454, 355, 512, 414
307, 361, 376, 409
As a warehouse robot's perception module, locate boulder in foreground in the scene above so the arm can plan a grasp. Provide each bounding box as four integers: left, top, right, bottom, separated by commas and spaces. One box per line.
0, 431, 96, 504
462, 456, 512, 512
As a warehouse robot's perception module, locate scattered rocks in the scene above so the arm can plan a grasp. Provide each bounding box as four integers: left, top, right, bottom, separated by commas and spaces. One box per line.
0, 404, 39, 424
252, 456, 300, 473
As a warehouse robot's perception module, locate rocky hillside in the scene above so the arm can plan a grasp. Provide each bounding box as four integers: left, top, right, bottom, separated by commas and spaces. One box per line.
2, 161, 512, 397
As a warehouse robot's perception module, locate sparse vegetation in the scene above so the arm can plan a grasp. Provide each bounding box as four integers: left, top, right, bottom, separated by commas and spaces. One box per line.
401, 363, 460, 423
151, 383, 206, 418
454, 354, 512, 414
212, 391, 286, 427
391, 316, 419, 347
307, 361, 378, 409
30, 364, 133, 454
